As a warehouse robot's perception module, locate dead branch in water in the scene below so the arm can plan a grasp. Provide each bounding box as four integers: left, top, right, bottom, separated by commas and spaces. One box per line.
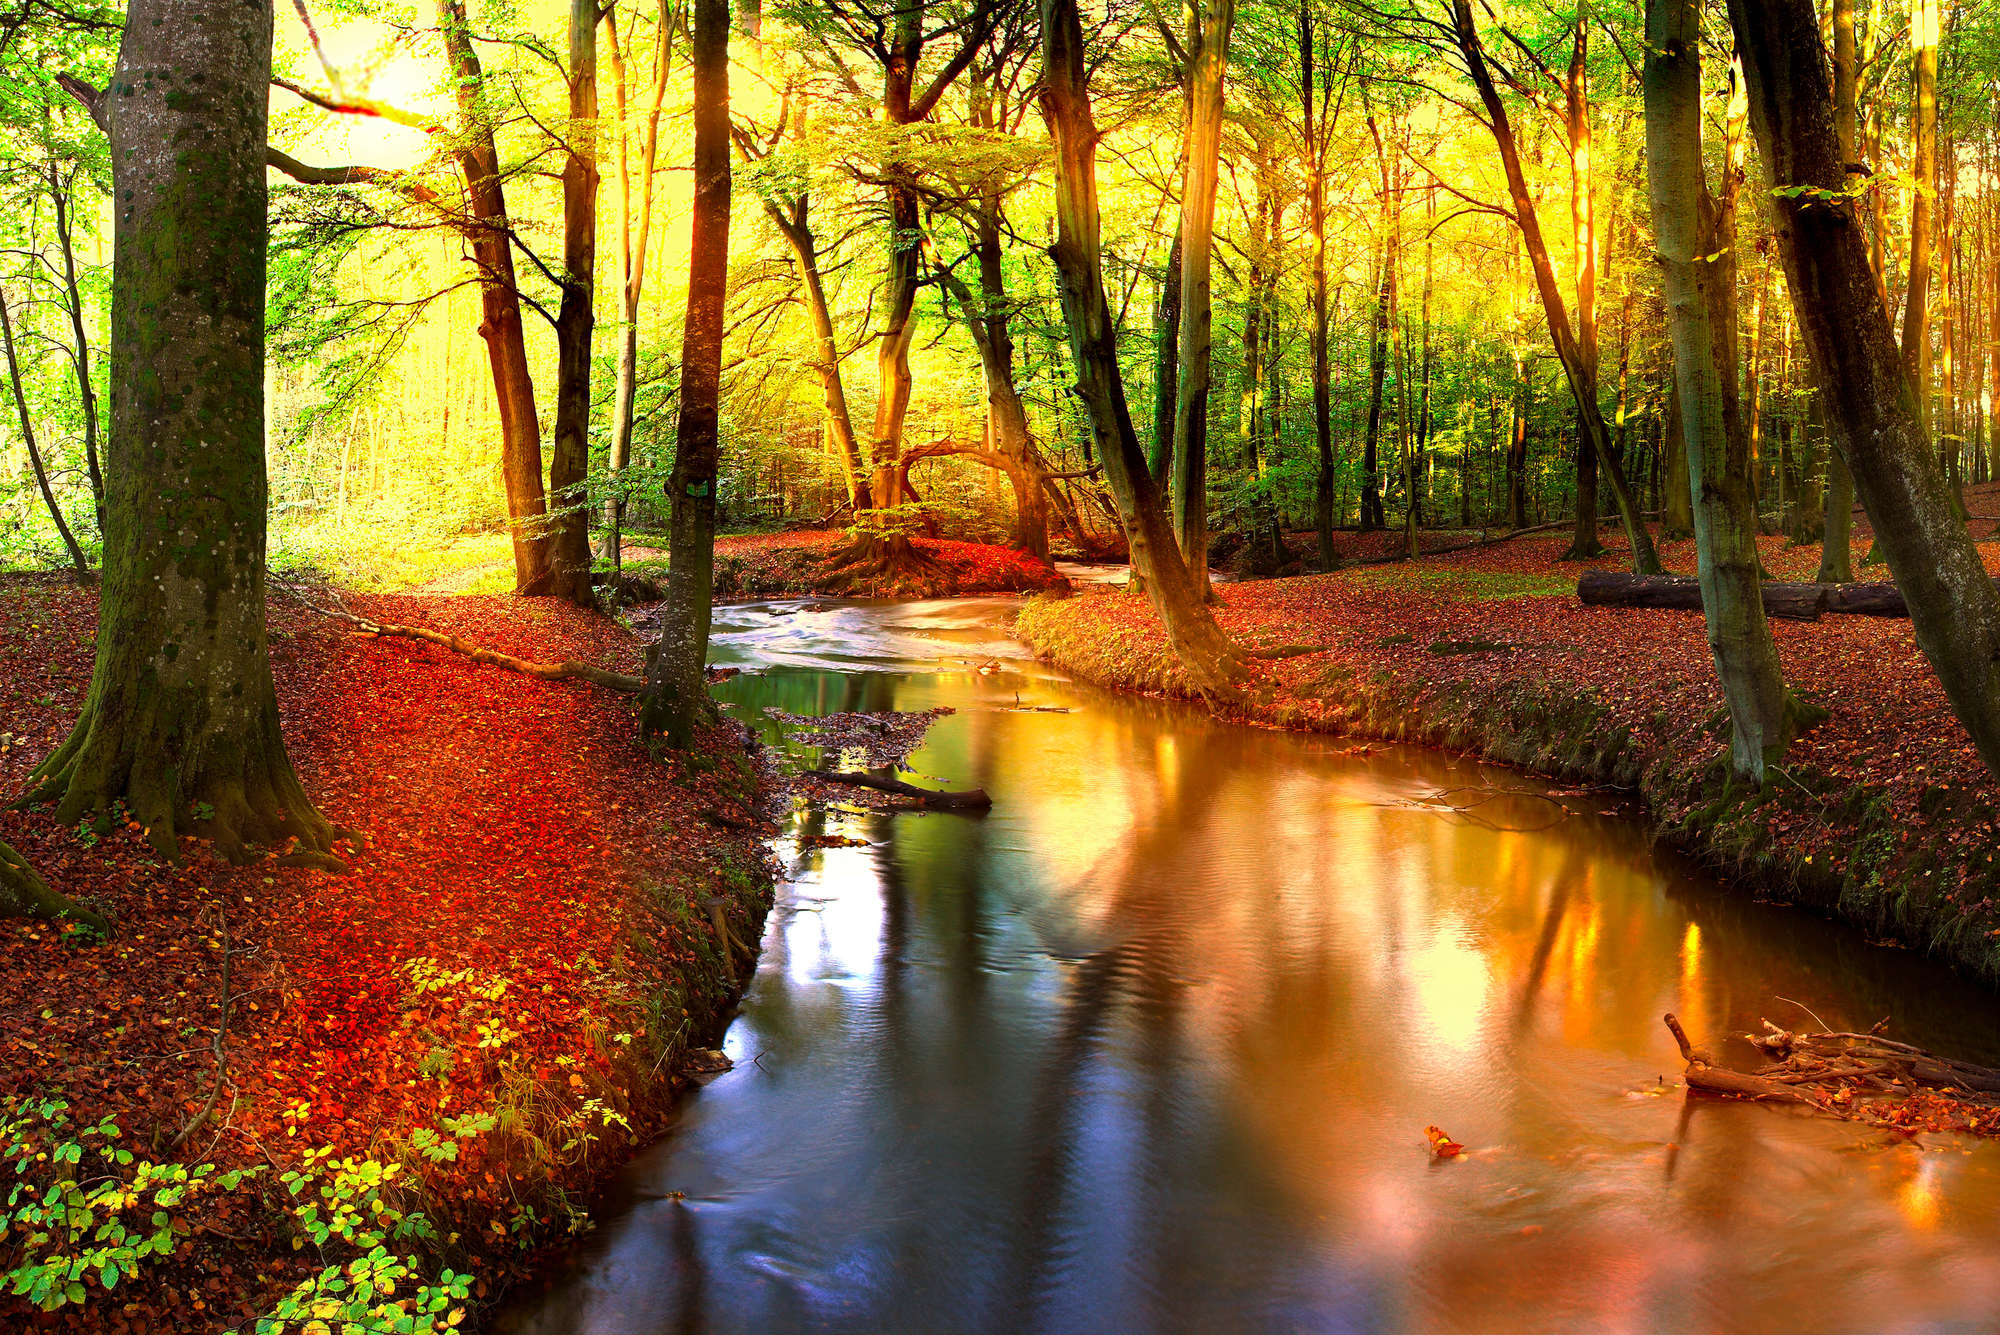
1665, 1012, 2000, 1132
806, 770, 993, 809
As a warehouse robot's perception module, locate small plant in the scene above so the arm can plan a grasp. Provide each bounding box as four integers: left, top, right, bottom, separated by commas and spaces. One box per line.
0, 1098, 259, 1312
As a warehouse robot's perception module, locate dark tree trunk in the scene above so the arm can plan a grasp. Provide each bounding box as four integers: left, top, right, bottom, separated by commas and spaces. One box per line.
1149, 225, 1182, 493
1361, 239, 1392, 531
30, 0, 338, 868
49, 167, 104, 532
548, 0, 601, 607
1730, 0, 2000, 781
1450, 0, 1661, 574
0, 290, 88, 575
640, 0, 731, 746
1038, 0, 1242, 694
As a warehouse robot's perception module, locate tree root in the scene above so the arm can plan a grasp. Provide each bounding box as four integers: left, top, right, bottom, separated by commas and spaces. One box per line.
280, 581, 643, 692
1666, 1012, 2000, 1133
815, 535, 947, 596
0, 836, 109, 935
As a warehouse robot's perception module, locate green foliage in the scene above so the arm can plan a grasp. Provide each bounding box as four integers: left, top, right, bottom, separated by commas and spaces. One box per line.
0, 1097, 259, 1312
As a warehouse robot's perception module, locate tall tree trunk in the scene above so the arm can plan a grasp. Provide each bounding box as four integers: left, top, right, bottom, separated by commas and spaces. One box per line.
437, 0, 554, 595
1561, 26, 1608, 561
1646, 0, 1803, 783
1901, 0, 1938, 397
1300, 1, 1337, 567
600, 0, 675, 570
48, 166, 103, 533
1038, 0, 1241, 694
640, 0, 730, 745
0, 290, 88, 576
1149, 225, 1182, 492
33, 0, 338, 867
1170, 0, 1235, 602
548, 0, 602, 606
1449, 0, 1661, 574
1730, 0, 2000, 782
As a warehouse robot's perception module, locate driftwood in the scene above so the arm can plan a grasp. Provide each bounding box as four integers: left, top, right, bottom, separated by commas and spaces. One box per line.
1665, 1012, 2000, 1130
1581, 570, 2000, 620
807, 769, 993, 810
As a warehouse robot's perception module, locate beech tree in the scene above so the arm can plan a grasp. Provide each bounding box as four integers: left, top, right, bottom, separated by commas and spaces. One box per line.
640, 0, 732, 745
25, 0, 343, 868
1729, 0, 2000, 781
1038, 0, 1241, 694
1643, 0, 1804, 783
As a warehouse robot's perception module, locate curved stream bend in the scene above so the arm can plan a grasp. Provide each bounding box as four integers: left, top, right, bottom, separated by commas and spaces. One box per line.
501, 594, 2000, 1335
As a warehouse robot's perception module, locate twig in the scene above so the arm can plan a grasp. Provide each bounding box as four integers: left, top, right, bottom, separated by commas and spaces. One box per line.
170, 910, 232, 1153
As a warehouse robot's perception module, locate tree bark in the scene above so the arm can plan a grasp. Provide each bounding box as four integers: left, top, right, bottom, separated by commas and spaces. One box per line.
599, 0, 675, 570
1037, 0, 1242, 695
1645, 0, 1802, 782
1149, 225, 1182, 493
29, 0, 338, 867
436, 0, 555, 595
640, 0, 731, 746
548, 0, 602, 606
1730, 0, 2000, 782
0, 837, 106, 933
1170, 0, 1234, 602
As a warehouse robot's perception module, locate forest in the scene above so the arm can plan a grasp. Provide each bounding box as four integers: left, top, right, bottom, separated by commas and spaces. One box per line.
6, 0, 2000, 1330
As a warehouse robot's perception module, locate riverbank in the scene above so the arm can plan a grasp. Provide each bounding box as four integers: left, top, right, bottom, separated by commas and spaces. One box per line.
699, 531, 1070, 600
0, 577, 774, 1332
1017, 528, 2000, 989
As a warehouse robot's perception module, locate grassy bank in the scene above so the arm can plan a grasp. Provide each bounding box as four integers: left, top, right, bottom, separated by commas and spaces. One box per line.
0, 579, 775, 1333
1016, 529, 2000, 989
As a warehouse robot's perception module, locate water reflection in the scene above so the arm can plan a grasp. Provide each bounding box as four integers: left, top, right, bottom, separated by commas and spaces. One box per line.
502, 599, 2000, 1335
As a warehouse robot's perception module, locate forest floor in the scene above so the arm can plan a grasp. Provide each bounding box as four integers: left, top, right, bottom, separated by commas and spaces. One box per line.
0, 577, 777, 1333
1018, 520, 2000, 990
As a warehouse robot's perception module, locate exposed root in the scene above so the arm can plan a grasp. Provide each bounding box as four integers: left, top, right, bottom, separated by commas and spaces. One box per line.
0, 836, 109, 935
814, 534, 948, 597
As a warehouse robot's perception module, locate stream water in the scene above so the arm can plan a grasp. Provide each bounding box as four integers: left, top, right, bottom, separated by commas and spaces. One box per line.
501, 590, 2000, 1335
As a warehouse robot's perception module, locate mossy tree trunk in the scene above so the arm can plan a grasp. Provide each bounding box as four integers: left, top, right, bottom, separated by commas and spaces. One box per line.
1038, 0, 1243, 696
28, 0, 338, 868
0, 837, 106, 933
1645, 0, 1805, 783
1732, 0, 2000, 783
640, 0, 730, 747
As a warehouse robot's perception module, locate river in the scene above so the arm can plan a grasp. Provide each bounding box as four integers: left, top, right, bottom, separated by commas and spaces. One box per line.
500, 590, 2000, 1335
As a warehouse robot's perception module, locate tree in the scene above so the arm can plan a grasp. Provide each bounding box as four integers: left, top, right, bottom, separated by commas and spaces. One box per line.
600, 0, 678, 572
1297, 0, 1341, 568
1729, 0, 2000, 782
1445, 0, 1660, 575
546, 0, 606, 606
1643, 0, 1805, 783
1169, 0, 1235, 602
1038, 0, 1241, 694
28, 0, 343, 868
0, 286, 88, 575
640, 0, 732, 745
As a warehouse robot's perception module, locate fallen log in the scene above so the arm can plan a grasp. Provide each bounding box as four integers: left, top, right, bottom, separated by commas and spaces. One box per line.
1580, 571, 2000, 620
1578, 572, 1831, 620
807, 769, 993, 810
